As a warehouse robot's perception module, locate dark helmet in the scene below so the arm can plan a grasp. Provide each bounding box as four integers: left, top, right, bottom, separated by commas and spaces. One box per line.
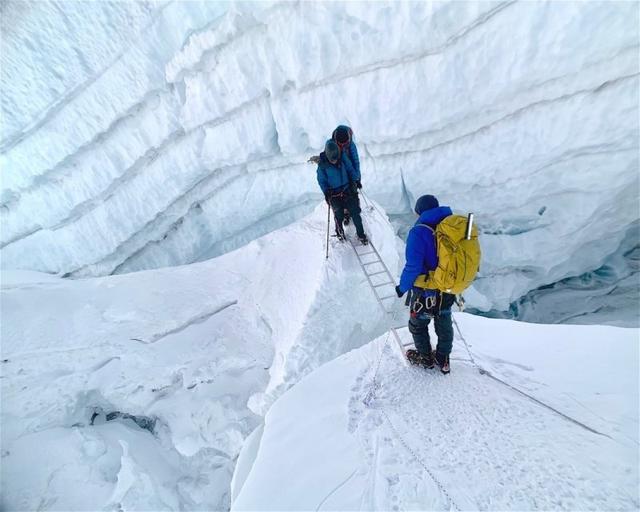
414, 194, 439, 214
325, 140, 340, 164
332, 125, 352, 147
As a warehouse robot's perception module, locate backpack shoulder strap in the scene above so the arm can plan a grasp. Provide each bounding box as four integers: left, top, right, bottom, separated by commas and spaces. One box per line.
415, 223, 435, 233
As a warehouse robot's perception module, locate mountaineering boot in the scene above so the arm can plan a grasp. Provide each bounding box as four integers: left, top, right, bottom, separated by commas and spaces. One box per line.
406, 349, 435, 369
358, 234, 369, 245
406, 349, 421, 366
435, 352, 450, 374
335, 227, 346, 241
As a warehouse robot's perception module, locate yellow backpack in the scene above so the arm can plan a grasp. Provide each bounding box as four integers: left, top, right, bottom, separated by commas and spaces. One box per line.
413, 214, 481, 294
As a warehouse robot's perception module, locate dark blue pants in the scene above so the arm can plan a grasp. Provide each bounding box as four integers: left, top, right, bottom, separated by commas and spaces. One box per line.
408, 292, 455, 356
330, 191, 365, 238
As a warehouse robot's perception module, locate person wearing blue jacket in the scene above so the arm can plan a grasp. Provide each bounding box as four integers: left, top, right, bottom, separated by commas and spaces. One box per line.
332, 125, 361, 227
316, 140, 368, 244
395, 194, 455, 374
332, 125, 360, 176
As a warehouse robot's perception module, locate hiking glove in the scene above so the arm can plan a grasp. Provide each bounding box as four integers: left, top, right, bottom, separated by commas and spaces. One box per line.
324, 193, 330, 203
355, 180, 362, 189
395, 285, 404, 298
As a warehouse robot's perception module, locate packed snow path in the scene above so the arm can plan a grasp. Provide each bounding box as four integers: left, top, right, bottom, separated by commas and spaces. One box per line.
233, 316, 638, 510
351, 331, 635, 510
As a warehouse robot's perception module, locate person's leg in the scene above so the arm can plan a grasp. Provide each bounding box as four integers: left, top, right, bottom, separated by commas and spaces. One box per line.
408, 315, 432, 355
345, 194, 366, 238
434, 310, 454, 357
330, 196, 345, 235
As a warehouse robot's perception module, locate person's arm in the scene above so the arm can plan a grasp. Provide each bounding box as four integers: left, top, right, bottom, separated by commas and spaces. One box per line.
350, 143, 361, 178
316, 165, 329, 196
398, 228, 427, 293
342, 153, 358, 184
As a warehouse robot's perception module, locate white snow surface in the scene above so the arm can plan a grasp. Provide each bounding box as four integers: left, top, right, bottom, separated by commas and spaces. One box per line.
2, 197, 638, 510
0, 203, 398, 511
1, 1, 638, 324
232, 316, 639, 511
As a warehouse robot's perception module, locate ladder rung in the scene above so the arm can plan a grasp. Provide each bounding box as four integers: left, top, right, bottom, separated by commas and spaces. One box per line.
356, 251, 375, 257
367, 270, 387, 277
363, 261, 381, 266
373, 282, 394, 288
379, 295, 395, 301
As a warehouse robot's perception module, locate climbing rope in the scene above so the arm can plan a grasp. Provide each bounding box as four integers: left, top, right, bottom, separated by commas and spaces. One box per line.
362, 331, 389, 407
379, 406, 462, 511
359, 329, 461, 510
360, 189, 390, 222
452, 316, 611, 438
452, 316, 485, 375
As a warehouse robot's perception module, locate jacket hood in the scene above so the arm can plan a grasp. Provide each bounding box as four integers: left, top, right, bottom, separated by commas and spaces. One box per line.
318, 152, 333, 168
416, 206, 452, 227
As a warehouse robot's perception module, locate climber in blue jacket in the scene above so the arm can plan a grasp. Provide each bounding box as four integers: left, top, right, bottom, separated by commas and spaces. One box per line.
332, 125, 361, 227
332, 125, 360, 176
395, 194, 455, 373
316, 140, 368, 245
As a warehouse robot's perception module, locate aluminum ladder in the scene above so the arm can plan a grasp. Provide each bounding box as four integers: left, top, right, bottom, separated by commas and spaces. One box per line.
348, 238, 410, 363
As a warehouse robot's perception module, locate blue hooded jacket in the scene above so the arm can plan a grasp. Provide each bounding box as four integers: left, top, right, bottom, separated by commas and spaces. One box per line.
332, 125, 360, 175
398, 206, 453, 293
316, 151, 360, 195
344, 142, 360, 176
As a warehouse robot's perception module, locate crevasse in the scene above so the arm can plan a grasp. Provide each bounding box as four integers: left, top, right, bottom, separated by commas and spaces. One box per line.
1, 1, 638, 322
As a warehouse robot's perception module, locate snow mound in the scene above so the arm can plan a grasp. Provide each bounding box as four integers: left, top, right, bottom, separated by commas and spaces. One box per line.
0, 202, 398, 510
1, 2, 638, 324
232, 314, 639, 510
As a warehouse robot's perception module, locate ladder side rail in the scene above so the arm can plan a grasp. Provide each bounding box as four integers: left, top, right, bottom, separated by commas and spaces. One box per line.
366, 241, 399, 292
348, 238, 407, 364
352, 244, 387, 303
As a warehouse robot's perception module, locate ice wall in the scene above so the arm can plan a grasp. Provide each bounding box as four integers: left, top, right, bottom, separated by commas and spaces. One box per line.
1, 1, 638, 320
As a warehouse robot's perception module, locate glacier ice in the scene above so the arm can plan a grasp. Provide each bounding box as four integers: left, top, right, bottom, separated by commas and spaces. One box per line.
1, 1, 638, 324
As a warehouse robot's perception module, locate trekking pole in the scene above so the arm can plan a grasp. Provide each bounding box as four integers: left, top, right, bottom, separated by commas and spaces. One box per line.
325, 201, 331, 259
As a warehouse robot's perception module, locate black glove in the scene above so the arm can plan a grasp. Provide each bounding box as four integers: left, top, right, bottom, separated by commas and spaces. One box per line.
324, 192, 330, 203
355, 180, 362, 189
395, 285, 404, 298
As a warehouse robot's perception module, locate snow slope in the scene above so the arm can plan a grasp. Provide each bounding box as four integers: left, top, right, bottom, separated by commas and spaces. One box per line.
2, 191, 637, 510
0, 203, 397, 511
233, 315, 639, 511
1, 1, 638, 324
